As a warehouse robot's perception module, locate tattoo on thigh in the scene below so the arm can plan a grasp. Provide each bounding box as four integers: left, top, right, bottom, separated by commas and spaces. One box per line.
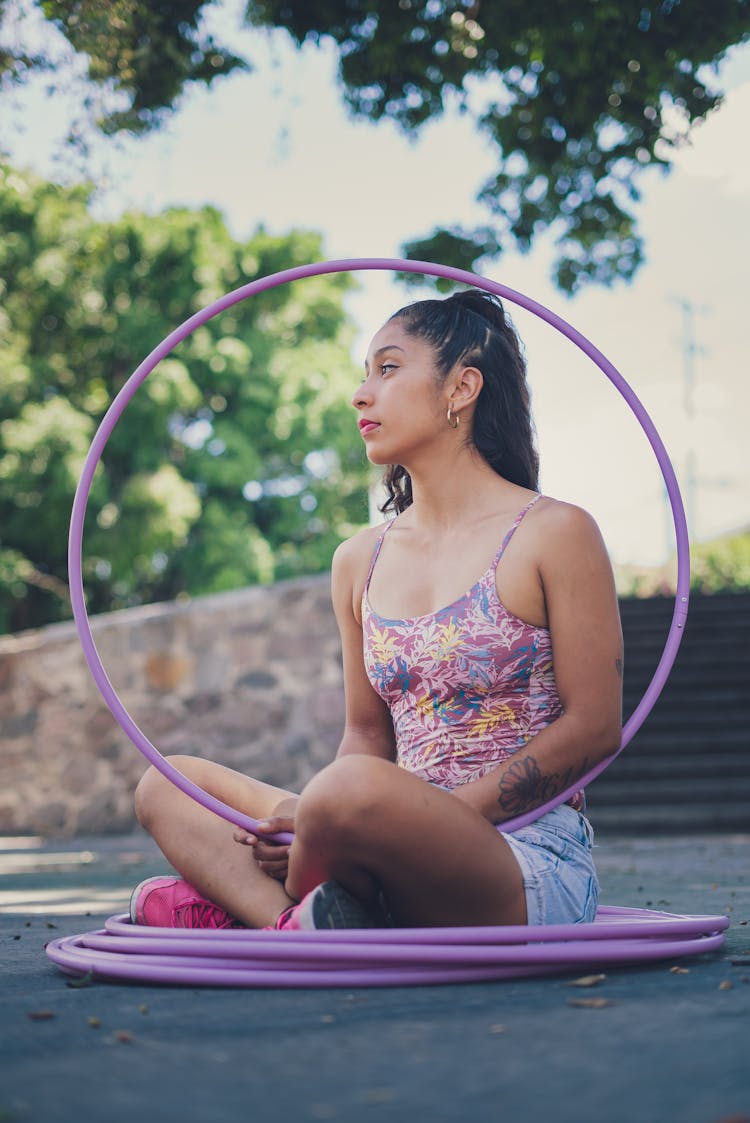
496, 755, 591, 816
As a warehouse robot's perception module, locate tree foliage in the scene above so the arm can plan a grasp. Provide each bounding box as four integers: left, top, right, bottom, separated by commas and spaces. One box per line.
1, 1, 748, 291
0, 164, 369, 633
0, 0, 246, 136
247, 0, 750, 291
690, 530, 750, 593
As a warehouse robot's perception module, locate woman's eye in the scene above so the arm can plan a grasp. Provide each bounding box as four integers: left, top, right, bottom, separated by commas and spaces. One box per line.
380, 363, 396, 376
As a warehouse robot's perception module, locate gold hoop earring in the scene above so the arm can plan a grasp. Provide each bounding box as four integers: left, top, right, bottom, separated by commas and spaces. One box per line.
447, 403, 460, 429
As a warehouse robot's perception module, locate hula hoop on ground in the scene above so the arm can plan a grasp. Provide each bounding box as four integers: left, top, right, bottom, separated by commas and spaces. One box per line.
47, 258, 719, 989
47, 907, 729, 988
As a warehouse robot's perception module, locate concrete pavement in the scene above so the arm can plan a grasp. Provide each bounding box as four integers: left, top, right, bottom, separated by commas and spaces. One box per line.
1, 829, 749, 1123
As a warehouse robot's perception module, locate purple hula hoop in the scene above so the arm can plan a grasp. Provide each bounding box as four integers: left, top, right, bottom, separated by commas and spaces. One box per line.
48, 257, 723, 989
66, 257, 689, 837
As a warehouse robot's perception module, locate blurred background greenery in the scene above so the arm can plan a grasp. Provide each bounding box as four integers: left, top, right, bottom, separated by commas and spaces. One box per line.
1, 1, 748, 635
0, 165, 370, 632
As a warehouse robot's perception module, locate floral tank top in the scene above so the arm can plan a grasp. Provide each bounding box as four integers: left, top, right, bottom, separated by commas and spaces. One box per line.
361, 496, 584, 809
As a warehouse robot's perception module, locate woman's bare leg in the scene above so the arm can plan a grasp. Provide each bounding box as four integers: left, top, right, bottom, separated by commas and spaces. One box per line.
286, 754, 527, 927
134, 755, 296, 928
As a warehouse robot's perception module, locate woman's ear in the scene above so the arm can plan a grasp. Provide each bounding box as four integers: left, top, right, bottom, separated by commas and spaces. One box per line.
449, 365, 484, 412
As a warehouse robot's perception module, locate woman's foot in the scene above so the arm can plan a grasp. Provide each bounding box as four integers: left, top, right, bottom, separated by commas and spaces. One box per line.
130, 876, 244, 929
271, 881, 388, 930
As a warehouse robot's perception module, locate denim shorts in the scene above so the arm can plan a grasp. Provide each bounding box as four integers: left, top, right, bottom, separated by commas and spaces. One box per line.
499, 803, 599, 927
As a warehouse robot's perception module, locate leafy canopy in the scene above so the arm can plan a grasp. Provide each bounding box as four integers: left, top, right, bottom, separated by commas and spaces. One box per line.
0, 164, 369, 633
247, 0, 750, 291
1, 0, 748, 290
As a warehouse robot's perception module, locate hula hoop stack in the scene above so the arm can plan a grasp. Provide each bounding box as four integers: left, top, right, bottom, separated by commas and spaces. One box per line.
46, 259, 727, 988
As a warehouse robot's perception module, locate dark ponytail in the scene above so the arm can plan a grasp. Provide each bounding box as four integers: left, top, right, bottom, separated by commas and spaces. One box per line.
380, 289, 540, 514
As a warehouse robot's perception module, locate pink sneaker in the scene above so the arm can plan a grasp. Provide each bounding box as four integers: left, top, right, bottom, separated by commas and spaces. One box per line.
272, 881, 387, 931
130, 876, 244, 929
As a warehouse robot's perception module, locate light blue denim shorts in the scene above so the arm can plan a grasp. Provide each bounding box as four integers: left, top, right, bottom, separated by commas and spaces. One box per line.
499, 803, 599, 926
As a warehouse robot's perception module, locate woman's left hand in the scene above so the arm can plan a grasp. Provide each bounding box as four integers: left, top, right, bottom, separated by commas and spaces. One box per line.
234, 816, 294, 882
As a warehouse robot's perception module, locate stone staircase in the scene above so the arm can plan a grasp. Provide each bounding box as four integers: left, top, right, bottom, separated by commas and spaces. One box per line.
586, 592, 750, 834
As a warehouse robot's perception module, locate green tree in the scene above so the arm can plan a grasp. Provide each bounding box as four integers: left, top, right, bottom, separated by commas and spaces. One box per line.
1, 1, 748, 291
0, 164, 369, 633
690, 530, 750, 593
0, 0, 245, 136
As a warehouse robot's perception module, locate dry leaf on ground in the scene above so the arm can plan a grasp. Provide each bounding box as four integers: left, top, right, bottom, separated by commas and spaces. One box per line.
567, 997, 615, 1009
566, 974, 607, 988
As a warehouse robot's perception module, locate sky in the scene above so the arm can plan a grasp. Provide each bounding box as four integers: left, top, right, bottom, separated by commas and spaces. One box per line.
3, 0, 750, 568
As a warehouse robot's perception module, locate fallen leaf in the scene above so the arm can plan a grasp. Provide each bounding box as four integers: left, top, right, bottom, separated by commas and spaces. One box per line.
27, 1010, 56, 1021
363, 1088, 394, 1105
718, 980, 733, 991
66, 970, 95, 989
310, 1104, 335, 1120
567, 974, 607, 988
138, 1004, 149, 1015
670, 966, 690, 974
113, 1030, 135, 1044
489, 1024, 506, 1034
87, 1017, 100, 1029
567, 997, 614, 1009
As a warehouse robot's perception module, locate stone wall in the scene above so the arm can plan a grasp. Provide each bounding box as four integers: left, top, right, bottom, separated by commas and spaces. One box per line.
0, 576, 344, 837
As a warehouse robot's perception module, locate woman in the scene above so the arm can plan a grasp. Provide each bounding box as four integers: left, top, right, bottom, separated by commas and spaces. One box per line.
130, 289, 623, 931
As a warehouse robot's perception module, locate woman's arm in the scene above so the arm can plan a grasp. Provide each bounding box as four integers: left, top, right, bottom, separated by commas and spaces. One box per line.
331, 533, 398, 762
236, 532, 397, 877
452, 503, 623, 824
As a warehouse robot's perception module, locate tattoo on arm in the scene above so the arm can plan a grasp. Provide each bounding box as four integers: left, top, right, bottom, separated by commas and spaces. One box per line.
496, 755, 591, 817
615, 657, 623, 679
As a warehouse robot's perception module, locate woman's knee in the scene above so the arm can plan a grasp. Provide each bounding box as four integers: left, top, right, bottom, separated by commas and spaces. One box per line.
133, 754, 204, 828
296, 755, 393, 844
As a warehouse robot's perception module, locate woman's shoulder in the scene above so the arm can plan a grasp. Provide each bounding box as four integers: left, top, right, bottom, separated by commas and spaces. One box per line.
533, 495, 603, 538
331, 522, 392, 609
531, 496, 611, 568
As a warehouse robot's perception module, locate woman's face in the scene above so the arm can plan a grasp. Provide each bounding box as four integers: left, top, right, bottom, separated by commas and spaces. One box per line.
354, 319, 448, 466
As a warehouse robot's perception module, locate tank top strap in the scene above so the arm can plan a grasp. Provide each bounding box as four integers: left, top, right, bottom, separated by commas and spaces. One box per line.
491, 493, 543, 569
364, 518, 397, 594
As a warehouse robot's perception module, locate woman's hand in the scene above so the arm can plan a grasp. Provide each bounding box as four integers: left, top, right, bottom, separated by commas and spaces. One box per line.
234, 805, 296, 883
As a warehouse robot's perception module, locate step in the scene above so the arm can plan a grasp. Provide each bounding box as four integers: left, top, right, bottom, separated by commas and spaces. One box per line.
622, 667, 750, 689
585, 775, 750, 806
617, 731, 750, 754
626, 701, 749, 723
620, 707, 748, 732
619, 594, 750, 616
620, 608, 750, 628
597, 751, 750, 781
624, 678, 750, 696
622, 631, 750, 650
589, 801, 750, 835
620, 633, 750, 654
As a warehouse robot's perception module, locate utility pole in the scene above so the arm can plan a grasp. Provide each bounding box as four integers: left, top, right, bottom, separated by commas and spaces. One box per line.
672, 297, 707, 541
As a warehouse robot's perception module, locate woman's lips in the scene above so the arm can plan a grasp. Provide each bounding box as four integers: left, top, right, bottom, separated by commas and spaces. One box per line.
358, 420, 380, 436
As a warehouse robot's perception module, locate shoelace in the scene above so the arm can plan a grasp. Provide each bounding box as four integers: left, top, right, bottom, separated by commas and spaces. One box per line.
173, 900, 239, 930
273, 904, 298, 930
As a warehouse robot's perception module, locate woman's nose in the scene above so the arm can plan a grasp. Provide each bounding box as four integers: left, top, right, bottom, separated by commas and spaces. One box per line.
352, 381, 372, 409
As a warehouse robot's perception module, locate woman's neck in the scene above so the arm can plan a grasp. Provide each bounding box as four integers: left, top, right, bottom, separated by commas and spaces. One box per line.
402, 446, 522, 533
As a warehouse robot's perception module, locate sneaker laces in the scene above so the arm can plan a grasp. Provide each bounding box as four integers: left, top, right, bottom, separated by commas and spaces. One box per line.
172, 899, 241, 930
272, 904, 298, 931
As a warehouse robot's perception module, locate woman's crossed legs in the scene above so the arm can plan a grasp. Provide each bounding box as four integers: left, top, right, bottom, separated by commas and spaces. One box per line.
134, 753, 527, 929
